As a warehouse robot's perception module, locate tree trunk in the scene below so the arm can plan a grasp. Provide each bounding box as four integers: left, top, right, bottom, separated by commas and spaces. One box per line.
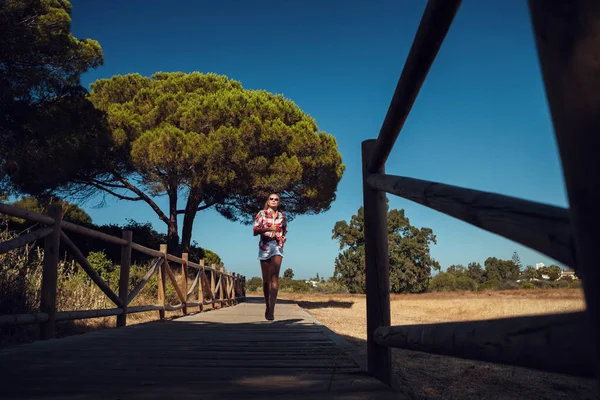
167, 188, 180, 255
181, 188, 202, 254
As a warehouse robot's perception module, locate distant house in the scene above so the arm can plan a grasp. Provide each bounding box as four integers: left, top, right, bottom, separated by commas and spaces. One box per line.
559, 269, 578, 280
305, 279, 319, 287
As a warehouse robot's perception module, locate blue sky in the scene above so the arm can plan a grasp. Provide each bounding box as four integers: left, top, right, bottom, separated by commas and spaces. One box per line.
69, 0, 567, 280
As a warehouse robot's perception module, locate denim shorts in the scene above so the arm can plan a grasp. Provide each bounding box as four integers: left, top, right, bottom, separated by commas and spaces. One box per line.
258, 240, 284, 260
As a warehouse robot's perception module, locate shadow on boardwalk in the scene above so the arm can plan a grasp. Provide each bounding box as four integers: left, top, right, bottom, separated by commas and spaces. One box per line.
246, 295, 355, 310
0, 301, 400, 399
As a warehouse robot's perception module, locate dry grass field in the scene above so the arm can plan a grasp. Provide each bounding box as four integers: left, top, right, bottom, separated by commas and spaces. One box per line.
276, 289, 596, 400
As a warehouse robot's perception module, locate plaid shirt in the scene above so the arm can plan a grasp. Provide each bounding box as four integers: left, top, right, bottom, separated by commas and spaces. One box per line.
253, 209, 287, 249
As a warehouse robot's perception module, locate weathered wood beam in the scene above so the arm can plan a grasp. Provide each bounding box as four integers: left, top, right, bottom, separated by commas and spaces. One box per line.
187, 268, 201, 298
61, 231, 122, 308
368, 0, 462, 173
362, 140, 392, 385
367, 173, 574, 268
127, 258, 161, 305
0, 313, 49, 326
127, 305, 164, 314
131, 242, 163, 258
0, 202, 54, 225
39, 206, 62, 339
117, 230, 132, 327
528, 0, 600, 381
61, 221, 127, 246
374, 312, 592, 377
56, 308, 123, 321
0, 227, 53, 254
164, 260, 187, 305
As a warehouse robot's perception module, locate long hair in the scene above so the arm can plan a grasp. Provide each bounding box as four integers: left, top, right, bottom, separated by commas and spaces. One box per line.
263, 193, 280, 211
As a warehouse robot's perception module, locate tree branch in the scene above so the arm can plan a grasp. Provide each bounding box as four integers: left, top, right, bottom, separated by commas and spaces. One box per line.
113, 174, 172, 226
90, 178, 127, 189
175, 200, 217, 215
89, 182, 143, 201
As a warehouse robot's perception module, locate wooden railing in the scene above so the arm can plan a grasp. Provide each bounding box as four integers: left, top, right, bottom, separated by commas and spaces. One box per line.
362, 0, 599, 385
0, 203, 246, 338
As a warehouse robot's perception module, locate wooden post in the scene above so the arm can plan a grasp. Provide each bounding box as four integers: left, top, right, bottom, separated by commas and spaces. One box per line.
117, 230, 132, 327
362, 139, 392, 385
528, 0, 600, 382
181, 253, 188, 315
242, 276, 246, 299
210, 265, 216, 309
158, 244, 167, 320
232, 273, 238, 304
225, 270, 231, 306
39, 205, 62, 340
198, 259, 204, 311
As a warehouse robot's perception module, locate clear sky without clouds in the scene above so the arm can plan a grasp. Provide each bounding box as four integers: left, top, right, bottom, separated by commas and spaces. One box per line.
69, 0, 567, 280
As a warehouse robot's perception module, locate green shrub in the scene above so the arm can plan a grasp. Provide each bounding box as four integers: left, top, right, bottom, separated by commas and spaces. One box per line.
499, 280, 519, 290
477, 279, 500, 291
520, 282, 536, 290
279, 278, 313, 293
569, 279, 582, 289
246, 277, 262, 292
429, 272, 457, 292
455, 276, 476, 291
314, 280, 349, 294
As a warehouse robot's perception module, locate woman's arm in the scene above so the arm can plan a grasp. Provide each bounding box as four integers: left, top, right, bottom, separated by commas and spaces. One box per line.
255, 226, 277, 235
253, 211, 278, 236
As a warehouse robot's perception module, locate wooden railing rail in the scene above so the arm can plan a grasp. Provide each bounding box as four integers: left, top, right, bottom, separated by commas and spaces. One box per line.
361, 0, 600, 387
0, 203, 246, 337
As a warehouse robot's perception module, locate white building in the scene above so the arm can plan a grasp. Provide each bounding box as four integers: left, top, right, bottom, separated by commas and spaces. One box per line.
535, 263, 545, 270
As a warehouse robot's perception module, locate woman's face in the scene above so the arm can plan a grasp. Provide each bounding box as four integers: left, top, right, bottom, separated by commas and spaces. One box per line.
268, 194, 280, 209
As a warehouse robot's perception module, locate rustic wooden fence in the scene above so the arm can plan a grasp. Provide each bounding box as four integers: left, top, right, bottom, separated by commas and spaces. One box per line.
0, 203, 246, 339
362, 0, 599, 385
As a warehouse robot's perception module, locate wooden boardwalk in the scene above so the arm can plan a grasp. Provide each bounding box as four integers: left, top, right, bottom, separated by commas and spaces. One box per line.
0, 297, 402, 399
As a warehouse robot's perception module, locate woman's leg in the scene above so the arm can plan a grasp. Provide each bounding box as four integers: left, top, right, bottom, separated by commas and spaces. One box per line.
267, 255, 283, 319
260, 260, 271, 318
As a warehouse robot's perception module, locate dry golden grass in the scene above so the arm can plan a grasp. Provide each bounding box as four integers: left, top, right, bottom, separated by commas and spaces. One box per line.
278, 289, 586, 343
276, 289, 595, 400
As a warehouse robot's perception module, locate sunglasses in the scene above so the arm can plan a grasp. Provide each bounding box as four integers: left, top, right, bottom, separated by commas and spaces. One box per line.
269, 198, 280, 201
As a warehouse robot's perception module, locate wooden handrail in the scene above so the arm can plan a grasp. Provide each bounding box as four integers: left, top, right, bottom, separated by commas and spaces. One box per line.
0, 227, 53, 254
374, 312, 592, 377
359, 0, 600, 388
368, 0, 462, 173
0, 203, 246, 333
366, 173, 575, 268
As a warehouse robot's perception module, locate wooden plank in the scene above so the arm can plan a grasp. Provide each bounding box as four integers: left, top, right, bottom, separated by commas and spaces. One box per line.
375, 311, 592, 377
0, 312, 49, 326
366, 173, 574, 269
158, 245, 167, 319
61, 220, 127, 246
368, 0, 462, 173
0, 202, 55, 225
528, 0, 600, 382
164, 260, 187, 305
127, 258, 161, 305
56, 308, 123, 321
128, 305, 164, 314
117, 230, 132, 327
186, 268, 200, 298
181, 253, 188, 315
39, 205, 62, 339
130, 242, 163, 258
361, 139, 392, 385
0, 226, 53, 254
61, 230, 122, 307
